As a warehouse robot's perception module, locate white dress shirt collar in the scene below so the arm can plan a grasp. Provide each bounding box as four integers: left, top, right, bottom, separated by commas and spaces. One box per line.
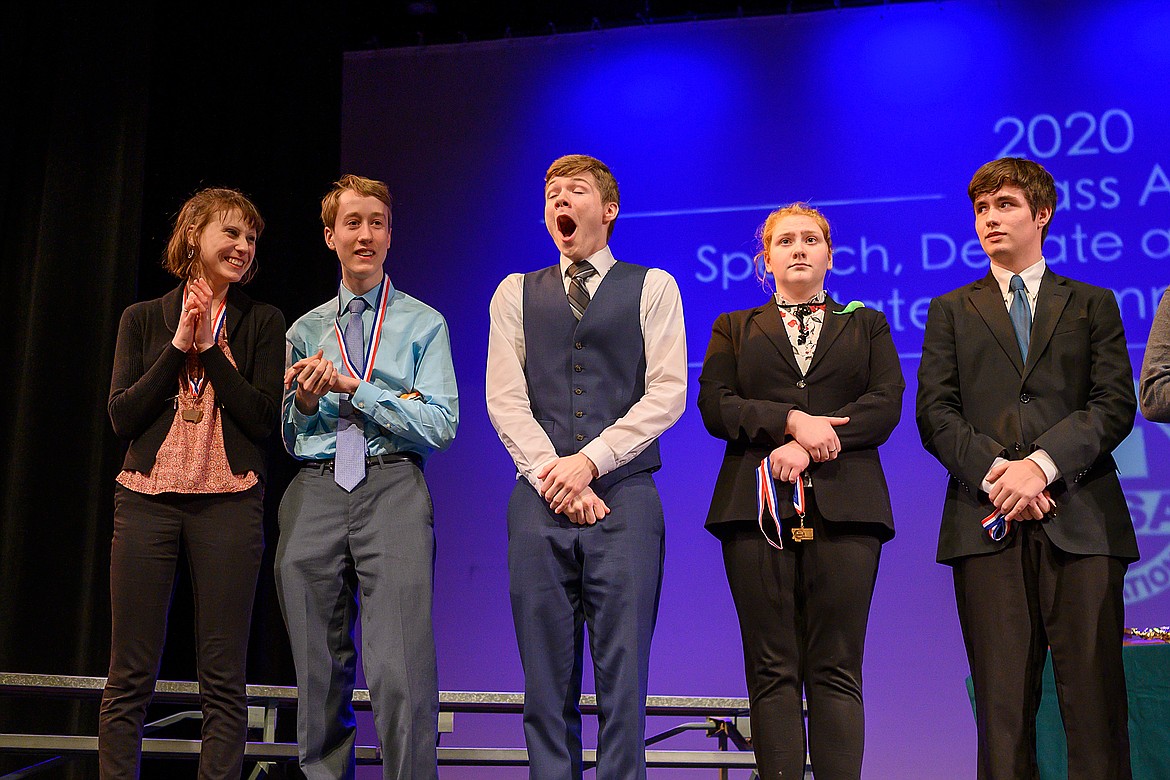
559, 245, 616, 280
990, 257, 1046, 301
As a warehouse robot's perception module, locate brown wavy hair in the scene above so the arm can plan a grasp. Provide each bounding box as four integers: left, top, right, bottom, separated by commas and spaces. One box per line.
968, 157, 1057, 240
163, 187, 264, 282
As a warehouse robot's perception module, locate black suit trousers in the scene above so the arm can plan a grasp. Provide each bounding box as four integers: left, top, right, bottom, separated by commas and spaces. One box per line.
99, 484, 264, 780
720, 497, 881, 780
953, 522, 1130, 780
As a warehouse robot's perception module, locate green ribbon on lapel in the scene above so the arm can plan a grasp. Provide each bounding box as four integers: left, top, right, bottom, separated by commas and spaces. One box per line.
834, 300, 866, 315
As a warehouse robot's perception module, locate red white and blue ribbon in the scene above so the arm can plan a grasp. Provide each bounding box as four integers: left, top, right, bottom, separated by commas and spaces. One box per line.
792, 470, 807, 517
982, 509, 1010, 541
756, 455, 809, 551
334, 276, 391, 382
185, 295, 228, 397
756, 455, 784, 550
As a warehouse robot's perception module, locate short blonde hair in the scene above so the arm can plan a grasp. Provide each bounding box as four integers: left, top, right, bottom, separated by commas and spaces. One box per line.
320, 174, 393, 228
163, 188, 264, 283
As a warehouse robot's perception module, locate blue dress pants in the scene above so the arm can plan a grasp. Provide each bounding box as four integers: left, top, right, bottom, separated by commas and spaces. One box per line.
508, 472, 665, 780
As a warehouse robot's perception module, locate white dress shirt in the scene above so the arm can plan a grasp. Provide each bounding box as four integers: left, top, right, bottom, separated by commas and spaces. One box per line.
486, 245, 688, 490
982, 258, 1060, 490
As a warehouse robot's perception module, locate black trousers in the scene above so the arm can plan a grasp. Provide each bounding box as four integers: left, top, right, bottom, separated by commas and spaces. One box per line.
720, 506, 881, 780
99, 484, 264, 780
953, 522, 1130, 780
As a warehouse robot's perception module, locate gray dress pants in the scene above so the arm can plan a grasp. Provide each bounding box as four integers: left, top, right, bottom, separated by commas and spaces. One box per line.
276, 459, 438, 780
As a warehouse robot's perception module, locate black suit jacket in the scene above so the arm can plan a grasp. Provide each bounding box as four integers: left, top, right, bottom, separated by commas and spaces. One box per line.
108, 284, 286, 479
916, 268, 1138, 563
698, 296, 904, 539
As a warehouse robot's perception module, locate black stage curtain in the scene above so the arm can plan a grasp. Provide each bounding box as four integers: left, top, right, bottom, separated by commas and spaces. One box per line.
2, 4, 343, 777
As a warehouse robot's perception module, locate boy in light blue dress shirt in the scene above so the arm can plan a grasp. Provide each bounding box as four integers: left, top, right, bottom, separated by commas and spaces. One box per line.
277, 174, 458, 780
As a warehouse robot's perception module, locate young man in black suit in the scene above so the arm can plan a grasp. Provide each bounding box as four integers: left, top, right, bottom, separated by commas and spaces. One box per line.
917, 157, 1138, 780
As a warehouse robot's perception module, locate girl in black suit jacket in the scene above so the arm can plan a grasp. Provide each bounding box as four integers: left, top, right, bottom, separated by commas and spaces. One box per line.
101, 189, 285, 779
698, 204, 903, 780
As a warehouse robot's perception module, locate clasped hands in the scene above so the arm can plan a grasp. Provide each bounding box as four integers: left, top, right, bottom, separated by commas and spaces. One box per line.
985, 459, 1055, 522
768, 410, 850, 482
537, 453, 608, 526
284, 349, 360, 414
284, 349, 423, 415
172, 278, 217, 353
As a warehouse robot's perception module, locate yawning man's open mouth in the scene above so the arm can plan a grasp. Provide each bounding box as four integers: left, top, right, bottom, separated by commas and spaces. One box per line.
557, 214, 577, 238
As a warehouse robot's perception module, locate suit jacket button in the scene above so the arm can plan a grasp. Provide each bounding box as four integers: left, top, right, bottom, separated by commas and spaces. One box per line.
1020, 393, 1031, 403
576, 434, 585, 441
796, 379, 807, 388
575, 341, 584, 349
574, 388, 583, 395
575, 411, 584, 418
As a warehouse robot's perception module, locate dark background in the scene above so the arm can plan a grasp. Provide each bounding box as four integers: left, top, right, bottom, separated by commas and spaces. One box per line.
1, 2, 909, 777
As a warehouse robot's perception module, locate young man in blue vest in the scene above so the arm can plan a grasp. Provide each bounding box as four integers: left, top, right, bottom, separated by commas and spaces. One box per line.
486, 154, 687, 779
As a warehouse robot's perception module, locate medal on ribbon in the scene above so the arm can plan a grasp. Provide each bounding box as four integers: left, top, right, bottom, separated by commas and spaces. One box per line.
791, 473, 814, 542
334, 276, 391, 382
756, 457, 817, 548
181, 293, 228, 422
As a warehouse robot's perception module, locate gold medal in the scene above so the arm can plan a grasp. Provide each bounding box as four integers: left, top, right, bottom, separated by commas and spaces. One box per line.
181, 408, 203, 423
791, 514, 814, 542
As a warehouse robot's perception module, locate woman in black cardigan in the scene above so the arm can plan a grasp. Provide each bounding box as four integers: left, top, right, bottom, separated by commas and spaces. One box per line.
101, 188, 285, 779
698, 204, 903, 780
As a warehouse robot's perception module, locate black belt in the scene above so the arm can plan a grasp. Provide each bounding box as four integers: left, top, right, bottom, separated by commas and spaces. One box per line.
300, 452, 422, 471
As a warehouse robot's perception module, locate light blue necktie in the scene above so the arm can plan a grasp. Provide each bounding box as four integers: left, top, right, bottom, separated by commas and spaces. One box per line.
1009, 274, 1032, 362
335, 297, 368, 491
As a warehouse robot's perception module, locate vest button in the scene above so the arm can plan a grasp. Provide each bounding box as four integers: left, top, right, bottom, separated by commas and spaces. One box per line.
1020, 393, 1031, 404
575, 341, 583, 349
574, 364, 583, 372
574, 388, 583, 395
796, 379, 807, 389
576, 434, 585, 441
575, 411, 584, 418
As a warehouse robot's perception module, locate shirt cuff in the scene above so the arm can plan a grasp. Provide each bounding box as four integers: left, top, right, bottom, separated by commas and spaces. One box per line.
980, 452, 1060, 493
1026, 450, 1060, 486
350, 381, 381, 416
290, 399, 320, 428
525, 457, 559, 491
580, 439, 616, 478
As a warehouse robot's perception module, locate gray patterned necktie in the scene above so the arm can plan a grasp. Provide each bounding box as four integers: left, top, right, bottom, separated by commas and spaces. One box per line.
335, 296, 368, 491
1009, 274, 1032, 362
567, 261, 597, 321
